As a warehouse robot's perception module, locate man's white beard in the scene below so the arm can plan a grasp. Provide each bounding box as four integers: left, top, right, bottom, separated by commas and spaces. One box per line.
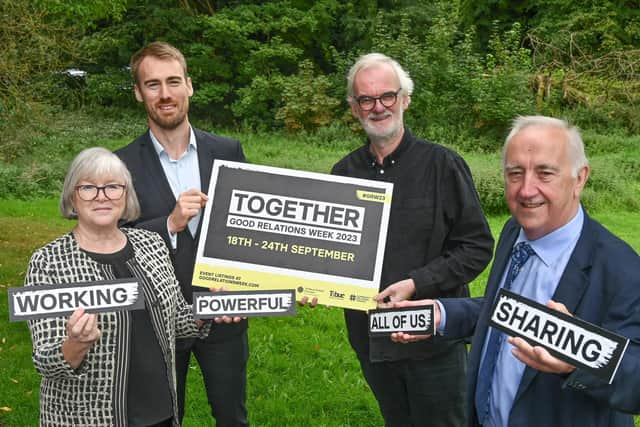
360, 108, 403, 146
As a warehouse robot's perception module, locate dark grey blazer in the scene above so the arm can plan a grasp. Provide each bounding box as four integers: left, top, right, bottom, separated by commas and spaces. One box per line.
116, 128, 248, 341
443, 213, 640, 427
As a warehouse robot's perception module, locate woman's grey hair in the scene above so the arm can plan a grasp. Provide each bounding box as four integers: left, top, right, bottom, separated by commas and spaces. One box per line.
346, 53, 414, 103
60, 147, 140, 221
503, 115, 589, 177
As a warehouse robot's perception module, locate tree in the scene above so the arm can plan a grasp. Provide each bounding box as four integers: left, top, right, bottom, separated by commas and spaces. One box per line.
0, 0, 127, 157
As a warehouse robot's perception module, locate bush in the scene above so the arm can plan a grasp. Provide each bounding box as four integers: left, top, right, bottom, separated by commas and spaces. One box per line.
232, 74, 286, 131
465, 153, 508, 215
0, 162, 65, 199
582, 154, 640, 212
581, 131, 640, 156
459, 23, 536, 141
85, 67, 134, 107
276, 60, 341, 132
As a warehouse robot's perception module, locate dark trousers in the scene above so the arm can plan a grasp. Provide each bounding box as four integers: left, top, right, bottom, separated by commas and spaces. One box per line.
358, 341, 468, 427
175, 331, 250, 427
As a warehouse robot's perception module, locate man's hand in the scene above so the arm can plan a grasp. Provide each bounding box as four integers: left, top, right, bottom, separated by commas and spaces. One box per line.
168, 189, 208, 234
298, 296, 319, 307
208, 286, 245, 324
374, 278, 416, 309
509, 300, 576, 375
389, 299, 440, 344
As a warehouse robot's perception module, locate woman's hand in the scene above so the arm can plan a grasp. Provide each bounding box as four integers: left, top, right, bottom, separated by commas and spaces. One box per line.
61, 308, 101, 369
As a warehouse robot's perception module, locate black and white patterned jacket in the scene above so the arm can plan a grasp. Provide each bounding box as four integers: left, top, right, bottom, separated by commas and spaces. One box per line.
26, 228, 203, 427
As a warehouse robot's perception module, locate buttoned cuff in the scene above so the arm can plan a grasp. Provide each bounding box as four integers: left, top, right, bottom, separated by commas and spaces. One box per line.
167, 218, 178, 250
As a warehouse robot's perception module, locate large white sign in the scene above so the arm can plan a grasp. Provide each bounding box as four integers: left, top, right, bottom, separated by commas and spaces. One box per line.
193, 161, 393, 311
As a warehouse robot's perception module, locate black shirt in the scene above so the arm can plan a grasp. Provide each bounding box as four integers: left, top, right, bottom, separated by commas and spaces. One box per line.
83, 239, 173, 426
332, 127, 494, 361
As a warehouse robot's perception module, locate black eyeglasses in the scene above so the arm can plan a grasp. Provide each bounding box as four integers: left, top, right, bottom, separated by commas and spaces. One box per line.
75, 184, 126, 201
354, 88, 401, 111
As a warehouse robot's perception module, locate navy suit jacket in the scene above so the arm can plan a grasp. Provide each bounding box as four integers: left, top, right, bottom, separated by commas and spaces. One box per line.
442, 213, 640, 427
116, 128, 248, 341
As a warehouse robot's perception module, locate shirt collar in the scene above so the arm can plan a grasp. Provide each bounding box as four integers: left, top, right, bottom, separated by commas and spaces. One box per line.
515, 205, 584, 267
365, 126, 412, 169
149, 127, 198, 159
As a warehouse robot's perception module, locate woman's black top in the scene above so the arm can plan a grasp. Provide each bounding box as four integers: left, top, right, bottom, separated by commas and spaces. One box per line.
83, 239, 172, 426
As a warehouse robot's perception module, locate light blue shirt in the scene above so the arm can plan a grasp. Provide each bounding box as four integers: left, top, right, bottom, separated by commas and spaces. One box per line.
483, 206, 584, 427
150, 128, 201, 244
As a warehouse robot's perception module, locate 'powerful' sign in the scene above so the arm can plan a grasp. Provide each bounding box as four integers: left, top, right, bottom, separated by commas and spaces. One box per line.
489, 289, 629, 384
8, 279, 144, 321
193, 290, 296, 318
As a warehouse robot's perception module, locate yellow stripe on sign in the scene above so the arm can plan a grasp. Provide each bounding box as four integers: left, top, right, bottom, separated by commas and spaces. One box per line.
193, 263, 377, 311
356, 190, 391, 204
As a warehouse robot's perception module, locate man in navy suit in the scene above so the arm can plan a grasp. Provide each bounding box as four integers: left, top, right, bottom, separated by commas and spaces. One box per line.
116, 41, 249, 426
382, 115, 640, 426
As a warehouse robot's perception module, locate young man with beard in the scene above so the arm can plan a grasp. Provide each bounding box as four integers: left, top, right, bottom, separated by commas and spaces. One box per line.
331, 53, 494, 426
116, 42, 249, 427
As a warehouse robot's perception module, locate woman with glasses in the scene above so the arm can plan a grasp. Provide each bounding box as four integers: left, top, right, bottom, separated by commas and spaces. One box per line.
25, 147, 206, 427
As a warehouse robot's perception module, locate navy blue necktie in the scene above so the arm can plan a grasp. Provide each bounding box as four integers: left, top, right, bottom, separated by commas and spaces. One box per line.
475, 241, 536, 425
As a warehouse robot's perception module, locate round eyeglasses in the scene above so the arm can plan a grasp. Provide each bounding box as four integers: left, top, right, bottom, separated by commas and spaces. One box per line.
354, 88, 401, 111
75, 184, 126, 201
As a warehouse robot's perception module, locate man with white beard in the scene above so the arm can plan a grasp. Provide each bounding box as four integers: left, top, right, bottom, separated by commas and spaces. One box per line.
331, 53, 494, 427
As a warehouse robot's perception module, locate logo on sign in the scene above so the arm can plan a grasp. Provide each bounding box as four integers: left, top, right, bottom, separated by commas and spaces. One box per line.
329, 290, 345, 300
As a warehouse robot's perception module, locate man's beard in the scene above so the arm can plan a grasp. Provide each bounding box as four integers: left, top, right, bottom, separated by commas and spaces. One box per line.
359, 108, 403, 145
147, 103, 188, 130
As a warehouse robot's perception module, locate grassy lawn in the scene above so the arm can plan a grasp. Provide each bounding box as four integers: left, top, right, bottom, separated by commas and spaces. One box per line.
0, 199, 637, 426
0, 113, 638, 425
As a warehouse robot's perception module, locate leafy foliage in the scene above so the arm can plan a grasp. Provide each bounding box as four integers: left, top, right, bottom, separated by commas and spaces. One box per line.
0, 0, 128, 160
276, 60, 341, 132
2, 0, 639, 140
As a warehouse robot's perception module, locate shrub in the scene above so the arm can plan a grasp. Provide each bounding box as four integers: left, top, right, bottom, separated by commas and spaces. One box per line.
276, 60, 341, 132
85, 67, 133, 108
232, 74, 286, 131
465, 153, 508, 215
581, 131, 640, 156
582, 154, 640, 212
0, 162, 65, 199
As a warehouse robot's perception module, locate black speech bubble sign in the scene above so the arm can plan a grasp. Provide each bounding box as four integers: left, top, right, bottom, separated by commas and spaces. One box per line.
489, 289, 629, 384
368, 305, 435, 337
193, 289, 297, 319
9, 278, 144, 321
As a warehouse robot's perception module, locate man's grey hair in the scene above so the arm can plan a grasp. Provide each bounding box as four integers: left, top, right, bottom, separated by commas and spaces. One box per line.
60, 147, 140, 221
503, 115, 589, 177
346, 53, 414, 102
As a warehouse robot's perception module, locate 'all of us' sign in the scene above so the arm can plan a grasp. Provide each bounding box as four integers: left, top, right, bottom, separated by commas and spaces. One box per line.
368, 305, 435, 337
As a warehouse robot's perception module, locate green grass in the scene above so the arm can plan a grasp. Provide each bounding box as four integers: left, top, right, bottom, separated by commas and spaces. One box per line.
2, 109, 638, 216
1, 199, 638, 426
1, 110, 638, 425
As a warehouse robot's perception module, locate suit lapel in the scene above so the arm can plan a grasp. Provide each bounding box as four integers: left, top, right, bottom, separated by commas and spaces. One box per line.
195, 131, 216, 240
197, 132, 215, 194
513, 214, 594, 403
